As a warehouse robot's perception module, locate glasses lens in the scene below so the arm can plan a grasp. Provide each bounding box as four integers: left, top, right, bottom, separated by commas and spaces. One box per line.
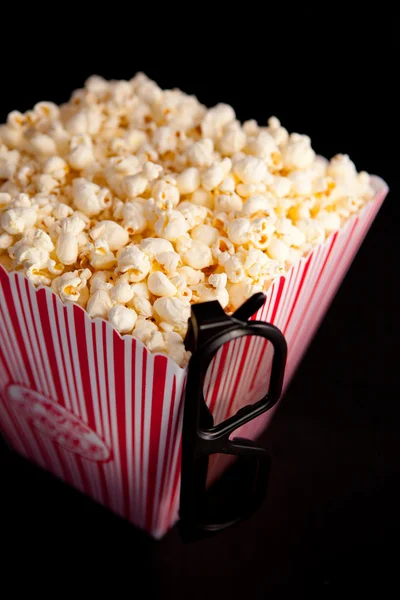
203, 335, 275, 426
195, 448, 270, 529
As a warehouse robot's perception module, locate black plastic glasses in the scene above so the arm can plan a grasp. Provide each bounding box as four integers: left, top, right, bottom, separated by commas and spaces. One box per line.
179, 293, 287, 541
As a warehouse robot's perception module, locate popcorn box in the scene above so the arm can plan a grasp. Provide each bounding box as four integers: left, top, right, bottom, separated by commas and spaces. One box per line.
0, 177, 388, 538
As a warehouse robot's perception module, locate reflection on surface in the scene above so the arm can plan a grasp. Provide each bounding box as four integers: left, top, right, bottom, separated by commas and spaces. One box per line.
203, 335, 274, 427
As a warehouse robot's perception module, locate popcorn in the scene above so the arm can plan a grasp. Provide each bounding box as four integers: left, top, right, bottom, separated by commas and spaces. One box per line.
246, 131, 279, 165
269, 176, 292, 198
327, 154, 357, 184
228, 279, 263, 311
176, 266, 204, 285
139, 237, 174, 259
187, 138, 214, 167
181, 240, 213, 270
110, 281, 135, 304
132, 318, 159, 345
295, 219, 325, 246
152, 180, 180, 207
89, 239, 117, 270
148, 271, 177, 297
68, 134, 95, 170
2, 206, 37, 234
130, 281, 150, 299
132, 296, 153, 318
0, 193, 12, 206
116, 245, 151, 282
154, 209, 189, 241
190, 188, 214, 209
201, 158, 232, 191
122, 201, 147, 235
87, 289, 114, 319
163, 331, 189, 367
214, 193, 243, 213
233, 156, 268, 184
282, 134, 315, 170
314, 210, 341, 234
190, 224, 219, 246
90, 220, 129, 251
107, 305, 137, 334
191, 282, 229, 308
53, 270, 91, 305
224, 255, 246, 283
28, 133, 57, 157
72, 178, 111, 216
56, 215, 86, 265
177, 202, 208, 230
0, 74, 375, 365
227, 218, 253, 246
219, 123, 246, 155
155, 251, 181, 275
266, 237, 290, 264
153, 297, 191, 330
176, 167, 201, 195
0, 232, 14, 250
201, 104, 235, 140
241, 195, 277, 220
146, 330, 167, 353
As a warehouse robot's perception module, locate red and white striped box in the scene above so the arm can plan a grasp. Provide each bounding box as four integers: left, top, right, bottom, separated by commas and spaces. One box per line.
0, 177, 388, 538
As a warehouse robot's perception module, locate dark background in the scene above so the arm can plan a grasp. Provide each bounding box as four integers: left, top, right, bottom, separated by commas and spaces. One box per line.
1, 13, 399, 597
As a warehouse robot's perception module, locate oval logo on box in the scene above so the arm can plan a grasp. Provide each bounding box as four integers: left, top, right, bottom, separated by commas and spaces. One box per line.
6, 384, 111, 462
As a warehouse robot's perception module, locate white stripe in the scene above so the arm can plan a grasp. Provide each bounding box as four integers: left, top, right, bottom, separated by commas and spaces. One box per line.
124, 341, 135, 522
106, 325, 124, 516
67, 306, 87, 421
9, 276, 45, 393
141, 352, 154, 528
96, 321, 117, 513
25, 282, 54, 397
133, 343, 143, 527
152, 363, 174, 534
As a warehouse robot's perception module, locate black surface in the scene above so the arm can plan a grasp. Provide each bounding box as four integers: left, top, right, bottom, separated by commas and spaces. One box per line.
1, 14, 399, 598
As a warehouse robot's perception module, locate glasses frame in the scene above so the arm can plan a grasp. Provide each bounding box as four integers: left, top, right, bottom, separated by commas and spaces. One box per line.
179, 293, 287, 541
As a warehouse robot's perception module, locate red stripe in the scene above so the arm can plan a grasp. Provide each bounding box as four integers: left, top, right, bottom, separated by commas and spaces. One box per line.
130, 340, 136, 512
102, 322, 113, 446
249, 339, 268, 392
166, 392, 186, 527
98, 465, 110, 507
0, 397, 30, 455
157, 374, 177, 525
92, 326, 110, 506
75, 456, 91, 495
226, 337, 252, 418
23, 279, 51, 391
64, 310, 81, 412
113, 330, 129, 518
290, 234, 338, 354
18, 280, 43, 381
0, 342, 12, 380
30, 429, 53, 472
208, 343, 230, 416
140, 348, 147, 506
36, 288, 66, 404
51, 295, 70, 407
92, 327, 103, 433
269, 276, 285, 325
74, 307, 96, 430
53, 444, 70, 484
1, 273, 35, 387
283, 256, 312, 335
145, 355, 168, 531
167, 447, 182, 527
